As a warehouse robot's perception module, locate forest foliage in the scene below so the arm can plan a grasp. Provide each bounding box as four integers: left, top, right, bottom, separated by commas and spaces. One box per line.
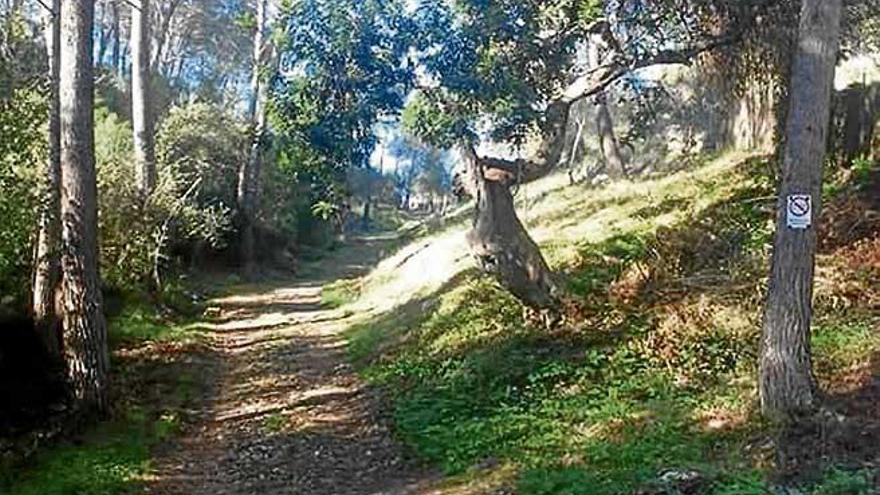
1, 0, 880, 493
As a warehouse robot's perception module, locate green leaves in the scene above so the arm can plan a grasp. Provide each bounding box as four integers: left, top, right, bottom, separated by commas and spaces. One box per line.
272, 0, 415, 209
0, 87, 45, 303
401, 91, 465, 148
406, 0, 586, 146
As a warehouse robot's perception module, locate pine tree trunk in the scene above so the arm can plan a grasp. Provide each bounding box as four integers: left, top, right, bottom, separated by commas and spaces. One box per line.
131, 0, 156, 194
237, 0, 268, 277
33, 0, 62, 361
461, 147, 559, 310
111, 1, 120, 76
759, 0, 843, 420
59, 0, 110, 416
596, 94, 627, 180
151, 0, 182, 73
95, 3, 108, 67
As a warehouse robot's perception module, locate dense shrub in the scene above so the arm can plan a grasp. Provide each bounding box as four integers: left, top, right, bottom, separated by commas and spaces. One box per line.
97, 103, 237, 289
0, 88, 45, 303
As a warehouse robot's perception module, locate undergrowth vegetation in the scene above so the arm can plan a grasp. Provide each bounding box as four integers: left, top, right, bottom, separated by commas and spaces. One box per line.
343, 153, 880, 495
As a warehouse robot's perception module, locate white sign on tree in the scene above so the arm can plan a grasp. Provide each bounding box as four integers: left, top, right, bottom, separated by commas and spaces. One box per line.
786, 194, 812, 230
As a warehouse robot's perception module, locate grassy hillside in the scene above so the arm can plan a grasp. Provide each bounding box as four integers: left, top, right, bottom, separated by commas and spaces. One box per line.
335, 152, 880, 494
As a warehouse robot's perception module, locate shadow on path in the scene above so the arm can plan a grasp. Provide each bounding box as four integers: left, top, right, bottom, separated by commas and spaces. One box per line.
145, 233, 439, 495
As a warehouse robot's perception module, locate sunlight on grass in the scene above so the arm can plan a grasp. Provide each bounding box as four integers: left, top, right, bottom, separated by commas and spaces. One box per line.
4, 404, 183, 495
338, 151, 880, 494
321, 278, 361, 309
340, 152, 761, 322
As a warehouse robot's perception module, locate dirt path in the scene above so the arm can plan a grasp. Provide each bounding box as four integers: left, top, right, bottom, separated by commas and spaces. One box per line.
144, 234, 438, 495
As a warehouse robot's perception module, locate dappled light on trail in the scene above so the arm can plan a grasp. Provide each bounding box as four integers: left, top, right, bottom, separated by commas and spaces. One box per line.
143, 239, 441, 495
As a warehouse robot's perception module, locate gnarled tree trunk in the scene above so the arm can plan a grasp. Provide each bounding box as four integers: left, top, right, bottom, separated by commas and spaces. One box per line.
33, 0, 62, 361
59, 0, 110, 416
461, 147, 559, 310
759, 0, 843, 419
458, 13, 771, 311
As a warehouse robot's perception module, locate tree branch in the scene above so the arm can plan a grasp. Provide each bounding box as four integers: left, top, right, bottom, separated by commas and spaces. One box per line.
476, 2, 770, 184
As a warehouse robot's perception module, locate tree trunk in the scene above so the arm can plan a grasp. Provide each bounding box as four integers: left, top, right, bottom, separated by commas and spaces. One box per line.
461, 147, 559, 310
95, 2, 108, 67
151, 0, 182, 74
567, 115, 585, 185
131, 0, 156, 195
237, 0, 268, 277
362, 197, 371, 228
110, 0, 120, 76
759, 0, 843, 420
59, 0, 110, 416
33, 0, 62, 361
596, 94, 627, 179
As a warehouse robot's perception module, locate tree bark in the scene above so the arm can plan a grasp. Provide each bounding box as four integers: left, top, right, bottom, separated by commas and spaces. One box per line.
237, 0, 268, 277
111, 0, 120, 76
461, 146, 559, 310
759, 0, 843, 420
151, 0, 182, 74
596, 94, 627, 179
362, 197, 371, 228
33, 0, 62, 361
566, 115, 585, 185
59, 0, 110, 416
131, 0, 156, 195
95, 1, 108, 67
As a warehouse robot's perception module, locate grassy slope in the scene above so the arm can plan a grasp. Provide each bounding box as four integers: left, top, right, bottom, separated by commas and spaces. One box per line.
340, 152, 880, 495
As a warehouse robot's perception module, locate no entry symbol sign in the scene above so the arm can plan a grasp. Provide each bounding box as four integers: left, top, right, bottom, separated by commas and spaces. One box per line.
786, 194, 812, 230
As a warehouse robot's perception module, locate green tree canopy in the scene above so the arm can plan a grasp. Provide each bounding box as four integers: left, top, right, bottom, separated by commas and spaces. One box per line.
270, 0, 417, 208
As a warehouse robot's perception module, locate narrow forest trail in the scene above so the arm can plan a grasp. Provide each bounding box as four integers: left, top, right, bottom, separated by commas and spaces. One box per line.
144, 233, 440, 495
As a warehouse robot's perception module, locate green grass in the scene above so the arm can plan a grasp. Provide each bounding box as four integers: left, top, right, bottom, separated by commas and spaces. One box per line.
107, 304, 205, 348
351, 276, 763, 494
4, 406, 180, 495
343, 154, 880, 494
262, 413, 288, 434
321, 278, 361, 309
813, 313, 880, 381
1, 290, 208, 495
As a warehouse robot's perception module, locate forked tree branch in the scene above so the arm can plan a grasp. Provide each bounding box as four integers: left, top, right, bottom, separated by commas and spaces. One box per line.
475, 1, 772, 183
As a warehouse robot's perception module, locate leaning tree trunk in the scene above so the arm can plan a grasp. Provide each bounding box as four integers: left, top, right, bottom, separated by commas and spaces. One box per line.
461, 147, 559, 310
59, 0, 110, 416
454, 14, 773, 310
131, 0, 156, 195
596, 94, 627, 180
237, 0, 269, 277
33, 0, 63, 361
759, 0, 843, 420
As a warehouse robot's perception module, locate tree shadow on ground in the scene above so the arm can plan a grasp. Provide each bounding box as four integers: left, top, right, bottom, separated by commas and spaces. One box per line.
776, 351, 880, 485
146, 324, 436, 494
348, 264, 765, 494
2, 330, 221, 494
